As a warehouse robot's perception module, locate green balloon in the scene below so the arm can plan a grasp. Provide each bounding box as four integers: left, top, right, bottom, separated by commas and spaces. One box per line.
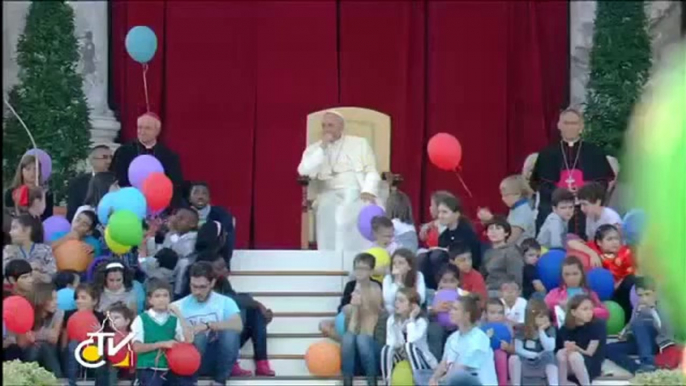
108, 210, 143, 247
603, 301, 626, 335
627, 45, 686, 337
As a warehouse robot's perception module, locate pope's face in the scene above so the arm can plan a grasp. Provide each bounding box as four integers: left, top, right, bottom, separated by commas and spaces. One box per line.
321, 113, 344, 140
558, 111, 583, 141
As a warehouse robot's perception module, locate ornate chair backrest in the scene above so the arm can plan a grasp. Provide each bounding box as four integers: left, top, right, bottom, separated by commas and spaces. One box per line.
306, 107, 391, 173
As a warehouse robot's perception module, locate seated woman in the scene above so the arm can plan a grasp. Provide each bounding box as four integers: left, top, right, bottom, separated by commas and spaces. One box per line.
3, 214, 56, 282
4, 155, 54, 221
195, 251, 275, 377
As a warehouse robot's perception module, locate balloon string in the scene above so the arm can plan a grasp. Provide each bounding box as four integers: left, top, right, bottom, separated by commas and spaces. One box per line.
454, 170, 473, 198
142, 63, 150, 113
3, 98, 39, 187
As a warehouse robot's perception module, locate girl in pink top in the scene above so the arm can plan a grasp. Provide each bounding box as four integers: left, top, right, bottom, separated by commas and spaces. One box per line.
544, 256, 608, 326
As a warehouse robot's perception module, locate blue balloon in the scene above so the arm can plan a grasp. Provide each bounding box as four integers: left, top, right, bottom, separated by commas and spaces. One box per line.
97, 192, 118, 225
57, 288, 77, 311
537, 249, 566, 291
133, 281, 146, 314
125, 26, 158, 64
335, 312, 346, 336
480, 322, 512, 350
623, 209, 646, 246
112, 187, 147, 220
587, 268, 615, 301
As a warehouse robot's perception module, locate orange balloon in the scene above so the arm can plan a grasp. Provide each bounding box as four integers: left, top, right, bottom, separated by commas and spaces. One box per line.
55, 239, 93, 271
305, 340, 341, 376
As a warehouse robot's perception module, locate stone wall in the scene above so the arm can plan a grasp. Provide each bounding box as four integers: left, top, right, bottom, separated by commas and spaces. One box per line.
570, 1, 683, 109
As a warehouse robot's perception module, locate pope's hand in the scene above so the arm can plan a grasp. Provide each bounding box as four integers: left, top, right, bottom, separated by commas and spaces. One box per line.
360, 192, 376, 203
321, 132, 335, 147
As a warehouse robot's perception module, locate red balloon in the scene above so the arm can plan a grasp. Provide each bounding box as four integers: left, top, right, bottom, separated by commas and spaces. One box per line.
167, 343, 201, 376
142, 172, 173, 211
107, 332, 130, 364
427, 133, 463, 171
67, 310, 100, 342
3, 296, 34, 334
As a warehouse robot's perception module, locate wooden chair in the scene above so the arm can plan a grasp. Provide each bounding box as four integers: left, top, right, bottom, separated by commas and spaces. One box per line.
298, 107, 403, 249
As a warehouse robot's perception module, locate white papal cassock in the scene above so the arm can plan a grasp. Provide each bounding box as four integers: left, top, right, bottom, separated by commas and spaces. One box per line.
297, 135, 381, 251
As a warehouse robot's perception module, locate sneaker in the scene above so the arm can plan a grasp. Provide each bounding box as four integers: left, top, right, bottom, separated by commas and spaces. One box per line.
255, 360, 276, 376
636, 364, 657, 374
231, 362, 253, 377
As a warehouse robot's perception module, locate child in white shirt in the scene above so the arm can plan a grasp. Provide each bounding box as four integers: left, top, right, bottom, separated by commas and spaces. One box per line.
382, 249, 426, 314
381, 288, 437, 383
500, 279, 527, 325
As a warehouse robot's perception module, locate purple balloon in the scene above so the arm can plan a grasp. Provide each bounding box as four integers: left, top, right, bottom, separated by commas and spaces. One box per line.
433, 289, 460, 327
128, 155, 164, 189
357, 204, 386, 241
42, 215, 71, 242
86, 256, 110, 282
630, 285, 638, 309
23, 148, 52, 183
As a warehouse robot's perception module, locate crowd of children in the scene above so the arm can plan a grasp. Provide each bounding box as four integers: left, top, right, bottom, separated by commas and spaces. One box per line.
2, 155, 277, 385
320, 172, 680, 386
2, 147, 682, 386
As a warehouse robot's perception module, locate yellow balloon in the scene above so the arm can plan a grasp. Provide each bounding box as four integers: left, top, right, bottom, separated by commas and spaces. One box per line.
105, 227, 131, 255
367, 247, 391, 282
391, 360, 414, 386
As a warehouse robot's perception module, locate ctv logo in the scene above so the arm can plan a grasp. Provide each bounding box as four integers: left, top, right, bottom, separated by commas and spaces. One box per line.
74, 313, 135, 369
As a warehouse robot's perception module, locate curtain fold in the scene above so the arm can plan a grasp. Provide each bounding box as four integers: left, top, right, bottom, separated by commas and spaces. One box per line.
111, 0, 568, 248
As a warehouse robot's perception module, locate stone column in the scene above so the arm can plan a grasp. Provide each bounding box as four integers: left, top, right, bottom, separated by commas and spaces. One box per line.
569, 1, 683, 109
2, 1, 121, 150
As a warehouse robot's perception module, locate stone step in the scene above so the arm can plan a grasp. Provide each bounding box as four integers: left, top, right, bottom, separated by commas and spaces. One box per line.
230, 272, 348, 293
253, 293, 341, 313
231, 250, 343, 272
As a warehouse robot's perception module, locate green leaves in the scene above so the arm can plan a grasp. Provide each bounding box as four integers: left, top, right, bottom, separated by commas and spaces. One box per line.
2, 1, 91, 203
583, 0, 652, 156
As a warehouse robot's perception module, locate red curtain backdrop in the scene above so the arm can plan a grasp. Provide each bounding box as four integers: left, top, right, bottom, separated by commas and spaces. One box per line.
111, 0, 569, 249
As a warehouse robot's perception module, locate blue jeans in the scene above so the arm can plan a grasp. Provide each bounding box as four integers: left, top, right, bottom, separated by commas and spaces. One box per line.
136, 369, 194, 386
23, 341, 63, 378
605, 317, 657, 373
193, 330, 241, 384
64, 341, 111, 386
415, 369, 483, 386
341, 333, 379, 386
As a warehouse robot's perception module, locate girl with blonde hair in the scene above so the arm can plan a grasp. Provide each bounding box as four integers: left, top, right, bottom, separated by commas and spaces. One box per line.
477, 174, 536, 245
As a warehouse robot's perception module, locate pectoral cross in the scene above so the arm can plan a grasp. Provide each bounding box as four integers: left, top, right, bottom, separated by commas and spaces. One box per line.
565, 176, 576, 189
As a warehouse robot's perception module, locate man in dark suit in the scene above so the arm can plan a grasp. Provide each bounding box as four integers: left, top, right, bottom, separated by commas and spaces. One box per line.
66, 145, 113, 222
110, 112, 184, 209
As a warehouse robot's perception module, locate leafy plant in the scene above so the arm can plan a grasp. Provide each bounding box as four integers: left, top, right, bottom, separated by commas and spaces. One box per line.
583, 0, 652, 156
630, 369, 686, 386
2, 1, 91, 203
2, 360, 60, 386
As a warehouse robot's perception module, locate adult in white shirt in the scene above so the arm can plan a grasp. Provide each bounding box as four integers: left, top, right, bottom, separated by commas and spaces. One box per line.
172, 262, 243, 386
297, 110, 381, 251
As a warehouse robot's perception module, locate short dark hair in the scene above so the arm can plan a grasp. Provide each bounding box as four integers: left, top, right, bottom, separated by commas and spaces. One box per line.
371, 216, 393, 232
145, 277, 173, 298
13, 214, 44, 243
448, 242, 472, 260
189, 261, 215, 281
74, 283, 99, 303
486, 297, 505, 309
4, 259, 32, 281
436, 264, 460, 284
107, 301, 134, 322
353, 252, 376, 269
500, 275, 520, 289
635, 276, 656, 292
154, 248, 179, 271
485, 215, 511, 238
76, 210, 99, 233
577, 182, 606, 205
551, 188, 575, 207
435, 194, 462, 213
519, 238, 541, 254
54, 270, 80, 290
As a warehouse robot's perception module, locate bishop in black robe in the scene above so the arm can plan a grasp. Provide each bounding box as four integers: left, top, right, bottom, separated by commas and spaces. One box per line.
111, 113, 185, 210
530, 110, 615, 237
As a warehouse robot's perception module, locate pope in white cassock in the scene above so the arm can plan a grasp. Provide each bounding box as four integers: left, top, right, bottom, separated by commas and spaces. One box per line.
297, 111, 381, 251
